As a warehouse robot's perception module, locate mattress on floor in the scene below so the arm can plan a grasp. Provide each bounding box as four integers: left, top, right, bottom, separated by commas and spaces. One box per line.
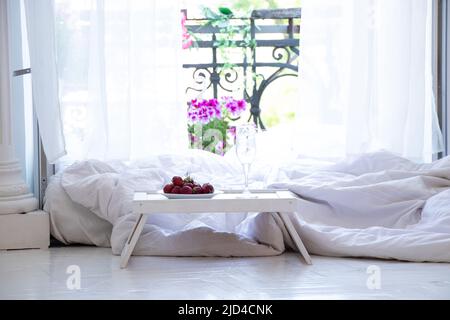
43, 149, 450, 262
43, 146, 333, 250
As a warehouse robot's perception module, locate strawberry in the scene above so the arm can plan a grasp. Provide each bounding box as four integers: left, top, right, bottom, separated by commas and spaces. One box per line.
163, 183, 174, 193
172, 176, 184, 187
202, 183, 214, 194
180, 186, 193, 194
171, 186, 181, 194
192, 186, 203, 194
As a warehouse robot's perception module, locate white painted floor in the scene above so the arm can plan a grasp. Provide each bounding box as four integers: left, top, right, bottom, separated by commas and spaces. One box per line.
0, 247, 449, 300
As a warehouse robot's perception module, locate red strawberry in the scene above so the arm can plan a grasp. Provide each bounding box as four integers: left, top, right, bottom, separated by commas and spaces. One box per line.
172, 176, 184, 187
180, 186, 193, 194
163, 183, 174, 193
192, 186, 203, 194
202, 183, 214, 194
171, 186, 181, 194
201, 187, 209, 194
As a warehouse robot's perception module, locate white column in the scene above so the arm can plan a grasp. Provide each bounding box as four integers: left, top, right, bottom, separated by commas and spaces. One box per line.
0, 0, 37, 215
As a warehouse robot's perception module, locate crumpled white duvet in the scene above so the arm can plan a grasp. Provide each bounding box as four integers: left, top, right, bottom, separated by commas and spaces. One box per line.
57, 150, 450, 262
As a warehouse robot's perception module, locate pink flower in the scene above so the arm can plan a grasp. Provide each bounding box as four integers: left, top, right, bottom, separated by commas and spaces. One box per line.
221, 96, 246, 117
237, 99, 246, 110
187, 97, 246, 124
181, 12, 193, 50
183, 39, 193, 50
188, 98, 222, 124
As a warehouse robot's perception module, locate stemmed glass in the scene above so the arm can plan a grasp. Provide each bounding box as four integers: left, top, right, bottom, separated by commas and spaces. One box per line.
235, 123, 257, 195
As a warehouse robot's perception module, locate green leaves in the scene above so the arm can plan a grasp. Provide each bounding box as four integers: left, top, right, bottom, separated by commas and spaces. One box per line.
218, 7, 233, 16
201, 6, 221, 20
202, 6, 233, 19
199, 7, 254, 72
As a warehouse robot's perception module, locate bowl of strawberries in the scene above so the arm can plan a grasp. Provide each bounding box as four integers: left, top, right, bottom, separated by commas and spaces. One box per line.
160, 175, 221, 199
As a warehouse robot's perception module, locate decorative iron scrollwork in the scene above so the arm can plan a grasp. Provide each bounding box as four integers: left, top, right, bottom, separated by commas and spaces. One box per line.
218, 68, 239, 92
186, 68, 212, 94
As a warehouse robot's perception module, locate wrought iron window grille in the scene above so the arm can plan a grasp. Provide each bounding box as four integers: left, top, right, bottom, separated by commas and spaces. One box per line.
183, 8, 301, 130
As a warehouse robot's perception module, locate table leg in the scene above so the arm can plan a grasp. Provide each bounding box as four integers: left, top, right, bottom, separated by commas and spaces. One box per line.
120, 214, 147, 269
278, 212, 312, 265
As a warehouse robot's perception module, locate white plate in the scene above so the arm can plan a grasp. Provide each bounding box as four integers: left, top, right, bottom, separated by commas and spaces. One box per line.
158, 190, 223, 199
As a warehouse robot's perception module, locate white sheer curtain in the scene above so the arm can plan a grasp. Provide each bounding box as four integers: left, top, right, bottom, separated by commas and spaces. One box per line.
295, 0, 443, 163
55, 0, 187, 162
24, 0, 66, 163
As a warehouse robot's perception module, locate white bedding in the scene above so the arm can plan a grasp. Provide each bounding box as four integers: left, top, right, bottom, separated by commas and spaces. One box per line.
45, 150, 450, 262
44, 172, 112, 247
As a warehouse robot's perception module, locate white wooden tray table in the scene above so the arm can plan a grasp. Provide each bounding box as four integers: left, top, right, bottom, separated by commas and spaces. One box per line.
120, 190, 312, 268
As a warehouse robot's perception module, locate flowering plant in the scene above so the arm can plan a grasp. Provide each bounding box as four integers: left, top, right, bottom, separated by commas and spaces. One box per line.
187, 97, 247, 155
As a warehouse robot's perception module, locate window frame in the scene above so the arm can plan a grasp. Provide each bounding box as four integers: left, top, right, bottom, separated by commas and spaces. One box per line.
437, 0, 450, 158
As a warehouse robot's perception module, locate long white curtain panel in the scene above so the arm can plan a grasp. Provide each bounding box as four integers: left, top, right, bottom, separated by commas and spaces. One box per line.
296, 0, 443, 162
54, 0, 187, 161
24, 0, 66, 163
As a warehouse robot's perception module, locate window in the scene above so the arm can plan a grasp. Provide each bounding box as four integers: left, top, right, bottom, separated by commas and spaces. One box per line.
437, 0, 450, 158
181, 1, 301, 154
